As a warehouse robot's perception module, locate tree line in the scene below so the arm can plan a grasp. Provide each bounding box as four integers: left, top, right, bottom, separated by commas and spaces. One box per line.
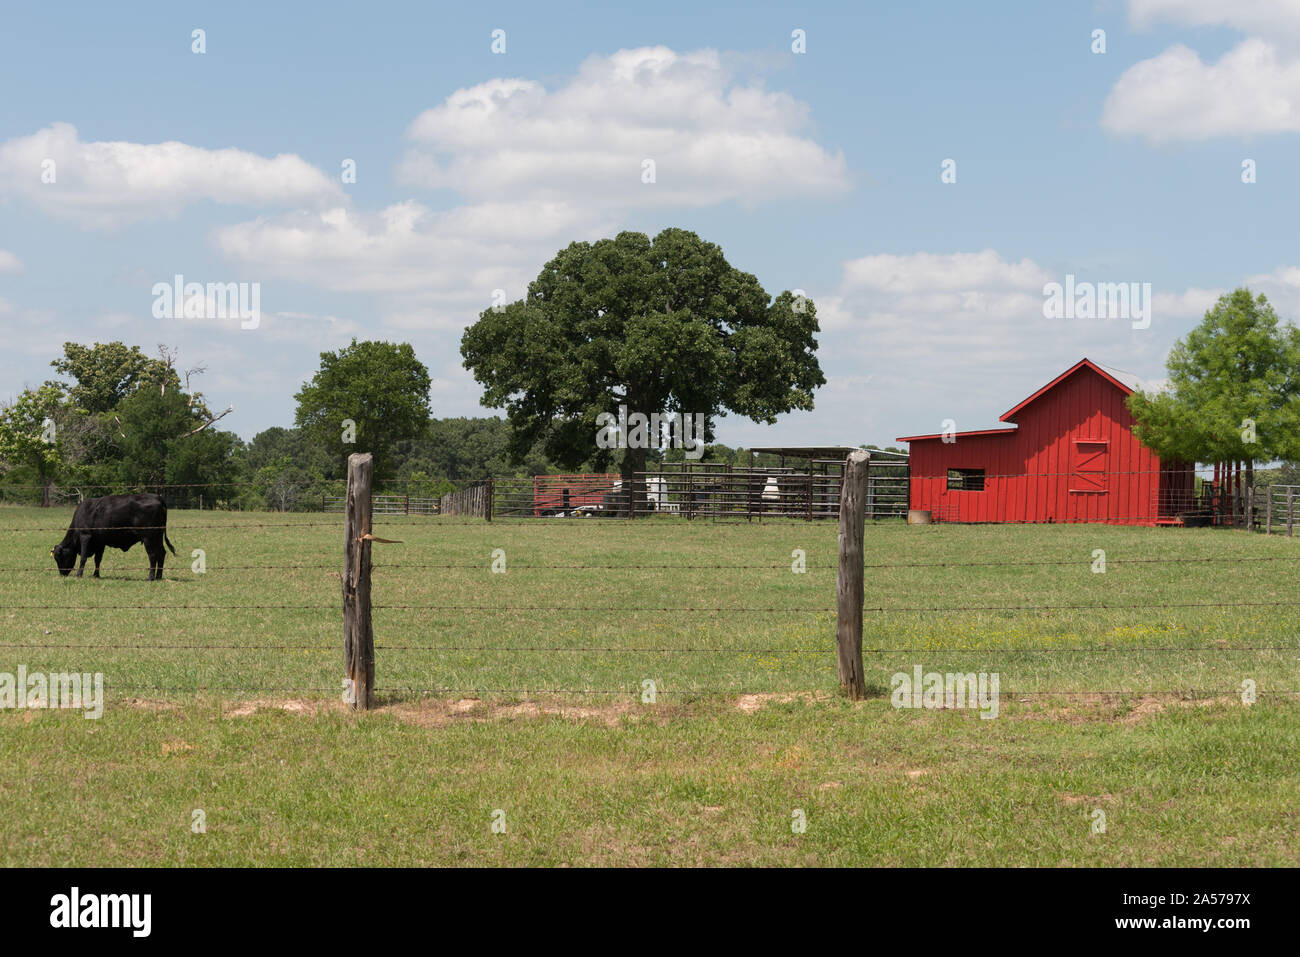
0, 338, 825, 511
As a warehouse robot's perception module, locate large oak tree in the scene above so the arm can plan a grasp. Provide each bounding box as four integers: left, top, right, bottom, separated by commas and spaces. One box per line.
460, 228, 825, 511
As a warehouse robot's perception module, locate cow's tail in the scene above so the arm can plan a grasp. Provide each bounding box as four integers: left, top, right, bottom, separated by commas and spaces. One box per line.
165, 534, 177, 556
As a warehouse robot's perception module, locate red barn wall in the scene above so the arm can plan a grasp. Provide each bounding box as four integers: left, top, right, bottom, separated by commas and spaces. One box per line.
907, 365, 1187, 525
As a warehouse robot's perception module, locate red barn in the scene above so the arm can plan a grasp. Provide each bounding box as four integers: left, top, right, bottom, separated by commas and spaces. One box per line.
897, 358, 1193, 525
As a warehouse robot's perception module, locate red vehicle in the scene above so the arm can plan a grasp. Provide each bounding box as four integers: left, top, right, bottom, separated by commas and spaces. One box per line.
532, 473, 620, 516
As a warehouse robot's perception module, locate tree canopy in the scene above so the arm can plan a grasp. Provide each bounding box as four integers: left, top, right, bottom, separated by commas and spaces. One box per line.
294, 339, 432, 477
1128, 288, 1300, 471
460, 228, 824, 493
51, 341, 174, 415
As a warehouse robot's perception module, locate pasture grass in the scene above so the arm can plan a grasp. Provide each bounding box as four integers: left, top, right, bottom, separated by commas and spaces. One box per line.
0, 506, 1297, 865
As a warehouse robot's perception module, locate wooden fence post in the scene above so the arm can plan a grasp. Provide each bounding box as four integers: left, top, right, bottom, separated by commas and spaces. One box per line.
1288, 487, 1295, 538
1266, 484, 1273, 534
485, 479, 493, 522
343, 452, 375, 711
1246, 485, 1254, 532
835, 450, 870, 700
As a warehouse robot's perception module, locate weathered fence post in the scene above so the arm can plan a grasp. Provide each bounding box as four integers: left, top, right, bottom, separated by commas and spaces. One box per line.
485, 479, 493, 522
835, 450, 870, 700
1288, 487, 1295, 538
1246, 485, 1254, 532
343, 452, 375, 711
1266, 484, 1273, 534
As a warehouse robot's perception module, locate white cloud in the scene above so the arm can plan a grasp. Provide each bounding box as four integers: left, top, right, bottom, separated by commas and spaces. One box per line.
1128, 0, 1300, 45
396, 46, 849, 207
841, 249, 1052, 294
808, 250, 1185, 444
1152, 286, 1224, 319
215, 47, 846, 300
213, 199, 610, 297
1102, 39, 1300, 142
0, 123, 343, 228
1245, 264, 1300, 316
0, 249, 21, 275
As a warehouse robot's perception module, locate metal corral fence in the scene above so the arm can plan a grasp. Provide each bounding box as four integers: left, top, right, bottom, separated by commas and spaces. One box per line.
482, 458, 909, 520
324, 493, 438, 515
1263, 484, 1300, 536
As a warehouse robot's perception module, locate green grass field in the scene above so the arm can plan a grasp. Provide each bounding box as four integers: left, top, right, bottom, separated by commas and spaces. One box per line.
1, 506, 1297, 865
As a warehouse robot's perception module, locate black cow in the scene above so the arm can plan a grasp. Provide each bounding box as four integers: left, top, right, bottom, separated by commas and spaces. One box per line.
52, 493, 177, 581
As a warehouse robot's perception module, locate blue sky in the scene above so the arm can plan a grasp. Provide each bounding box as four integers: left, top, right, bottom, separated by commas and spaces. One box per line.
2, 0, 1298, 449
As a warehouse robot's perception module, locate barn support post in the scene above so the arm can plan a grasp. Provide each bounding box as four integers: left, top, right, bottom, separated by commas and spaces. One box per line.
343, 452, 375, 711
835, 450, 870, 700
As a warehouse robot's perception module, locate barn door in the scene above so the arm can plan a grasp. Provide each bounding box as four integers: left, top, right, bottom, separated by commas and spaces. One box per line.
1069, 439, 1108, 519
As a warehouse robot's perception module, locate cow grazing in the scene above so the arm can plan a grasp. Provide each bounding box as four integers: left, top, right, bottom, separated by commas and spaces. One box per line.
52, 493, 177, 581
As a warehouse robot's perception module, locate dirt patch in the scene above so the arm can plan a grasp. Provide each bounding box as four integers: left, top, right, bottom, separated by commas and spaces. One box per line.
160, 739, 194, 755
734, 691, 831, 713
1058, 792, 1117, 806
388, 696, 641, 729
223, 698, 327, 718
121, 698, 184, 713
1118, 694, 1238, 726
1007, 693, 1240, 725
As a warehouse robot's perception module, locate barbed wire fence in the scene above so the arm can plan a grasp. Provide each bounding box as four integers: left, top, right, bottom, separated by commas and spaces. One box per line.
2, 452, 1299, 707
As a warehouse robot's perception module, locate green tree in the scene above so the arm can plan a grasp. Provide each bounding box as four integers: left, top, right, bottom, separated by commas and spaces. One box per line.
51, 341, 174, 415
294, 339, 432, 477
460, 228, 824, 511
1128, 288, 1300, 487
110, 385, 239, 503
0, 383, 67, 505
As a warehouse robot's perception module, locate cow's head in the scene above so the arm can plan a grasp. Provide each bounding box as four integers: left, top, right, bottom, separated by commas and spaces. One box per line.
51, 544, 76, 576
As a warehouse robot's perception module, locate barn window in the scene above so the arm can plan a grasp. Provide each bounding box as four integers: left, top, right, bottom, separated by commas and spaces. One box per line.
947, 468, 985, 491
